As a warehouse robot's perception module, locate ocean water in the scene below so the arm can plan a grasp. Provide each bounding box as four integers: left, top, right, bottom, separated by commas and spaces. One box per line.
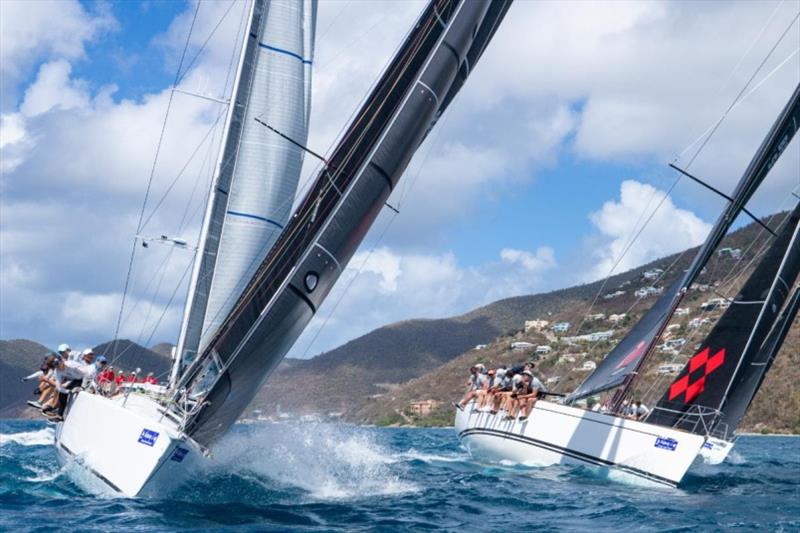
1, 419, 798, 532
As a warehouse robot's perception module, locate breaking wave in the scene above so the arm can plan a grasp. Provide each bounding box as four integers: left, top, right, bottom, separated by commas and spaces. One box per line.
206, 421, 420, 500
0, 427, 54, 447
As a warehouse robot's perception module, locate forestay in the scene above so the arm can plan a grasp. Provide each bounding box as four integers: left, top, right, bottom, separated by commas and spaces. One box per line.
178, 0, 513, 447
173, 0, 316, 382
567, 82, 800, 403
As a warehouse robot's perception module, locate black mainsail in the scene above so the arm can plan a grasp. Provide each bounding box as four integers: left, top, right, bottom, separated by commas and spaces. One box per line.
175, 0, 513, 446
648, 203, 800, 435
567, 82, 800, 404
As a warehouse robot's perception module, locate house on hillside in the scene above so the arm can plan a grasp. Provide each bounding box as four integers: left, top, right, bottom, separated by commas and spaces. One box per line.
674, 307, 691, 316
409, 400, 440, 417
603, 290, 626, 300
474, 344, 487, 350
576, 361, 597, 371
635, 286, 663, 298
718, 247, 742, 260
535, 345, 552, 355
609, 313, 627, 323
700, 297, 730, 311
558, 354, 576, 364
658, 363, 684, 375
643, 268, 664, 280
524, 319, 549, 332
689, 317, 712, 328
511, 341, 535, 351
691, 282, 710, 292
564, 330, 614, 343
552, 322, 571, 333
587, 313, 606, 321
546, 376, 560, 385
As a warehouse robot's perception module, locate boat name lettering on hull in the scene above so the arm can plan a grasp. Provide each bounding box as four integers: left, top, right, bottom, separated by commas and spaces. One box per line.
138, 429, 159, 447
171, 447, 189, 462
655, 437, 678, 451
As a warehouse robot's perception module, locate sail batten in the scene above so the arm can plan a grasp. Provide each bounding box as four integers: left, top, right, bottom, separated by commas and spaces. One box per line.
567, 83, 800, 404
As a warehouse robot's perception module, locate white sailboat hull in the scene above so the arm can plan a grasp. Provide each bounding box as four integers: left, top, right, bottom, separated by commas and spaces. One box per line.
54, 392, 202, 497
455, 400, 706, 487
697, 436, 735, 465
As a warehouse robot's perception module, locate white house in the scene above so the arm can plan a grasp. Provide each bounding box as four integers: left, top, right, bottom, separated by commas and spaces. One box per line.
603, 290, 626, 300
558, 355, 576, 364
700, 298, 730, 311
524, 319, 549, 332
718, 247, 742, 260
587, 313, 606, 321
546, 376, 560, 385
579, 361, 597, 371
552, 322, 571, 333
511, 341, 535, 351
689, 317, 712, 328
474, 344, 487, 350
635, 286, 663, 298
643, 268, 664, 280
658, 363, 684, 375
691, 283, 710, 292
564, 330, 615, 343
664, 338, 686, 349
535, 345, 552, 355
674, 307, 691, 316
609, 313, 627, 323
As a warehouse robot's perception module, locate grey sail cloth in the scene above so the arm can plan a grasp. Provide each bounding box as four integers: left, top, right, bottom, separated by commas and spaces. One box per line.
566, 82, 800, 404
649, 203, 800, 435
182, 0, 513, 447
174, 0, 316, 379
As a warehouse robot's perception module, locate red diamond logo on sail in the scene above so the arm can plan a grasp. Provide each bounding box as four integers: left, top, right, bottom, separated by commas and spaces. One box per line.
615, 340, 647, 369
668, 347, 726, 403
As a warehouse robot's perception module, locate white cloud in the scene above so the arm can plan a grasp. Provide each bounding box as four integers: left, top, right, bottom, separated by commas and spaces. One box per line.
0, 0, 116, 103
585, 179, 712, 281
20, 60, 91, 117
501, 247, 557, 272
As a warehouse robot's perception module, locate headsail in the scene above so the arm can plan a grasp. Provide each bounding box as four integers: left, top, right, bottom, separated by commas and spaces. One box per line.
567, 82, 800, 403
172, 0, 316, 383
648, 203, 800, 436
176, 0, 513, 447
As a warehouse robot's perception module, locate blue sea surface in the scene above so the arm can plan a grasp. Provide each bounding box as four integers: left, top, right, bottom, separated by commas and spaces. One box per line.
1, 419, 798, 532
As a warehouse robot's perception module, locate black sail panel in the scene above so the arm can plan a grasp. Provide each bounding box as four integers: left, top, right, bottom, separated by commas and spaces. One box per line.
649, 204, 800, 435
717, 285, 799, 434
183, 0, 511, 446
567, 82, 800, 403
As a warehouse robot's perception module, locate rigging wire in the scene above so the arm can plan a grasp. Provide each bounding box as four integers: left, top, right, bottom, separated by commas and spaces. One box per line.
110, 0, 201, 359
571, 8, 800, 354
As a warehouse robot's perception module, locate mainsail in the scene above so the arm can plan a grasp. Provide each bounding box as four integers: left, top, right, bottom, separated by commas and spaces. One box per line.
172, 0, 316, 383
567, 82, 800, 403
648, 203, 800, 435
176, 0, 513, 446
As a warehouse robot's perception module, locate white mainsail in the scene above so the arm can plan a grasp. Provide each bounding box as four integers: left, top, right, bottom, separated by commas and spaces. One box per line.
174, 0, 316, 381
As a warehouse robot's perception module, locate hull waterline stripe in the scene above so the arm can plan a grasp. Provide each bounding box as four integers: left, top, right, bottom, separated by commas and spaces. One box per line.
226, 210, 284, 228
258, 42, 312, 64
458, 427, 678, 487
58, 442, 123, 494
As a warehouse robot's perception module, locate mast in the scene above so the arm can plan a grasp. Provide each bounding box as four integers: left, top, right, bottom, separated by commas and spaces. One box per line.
566, 82, 800, 405
176, 0, 513, 447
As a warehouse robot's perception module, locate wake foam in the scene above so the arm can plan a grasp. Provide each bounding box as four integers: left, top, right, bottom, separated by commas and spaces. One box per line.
208, 421, 419, 500
0, 427, 55, 447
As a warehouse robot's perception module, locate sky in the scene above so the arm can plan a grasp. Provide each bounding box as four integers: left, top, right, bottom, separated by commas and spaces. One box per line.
1, 0, 799, 359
